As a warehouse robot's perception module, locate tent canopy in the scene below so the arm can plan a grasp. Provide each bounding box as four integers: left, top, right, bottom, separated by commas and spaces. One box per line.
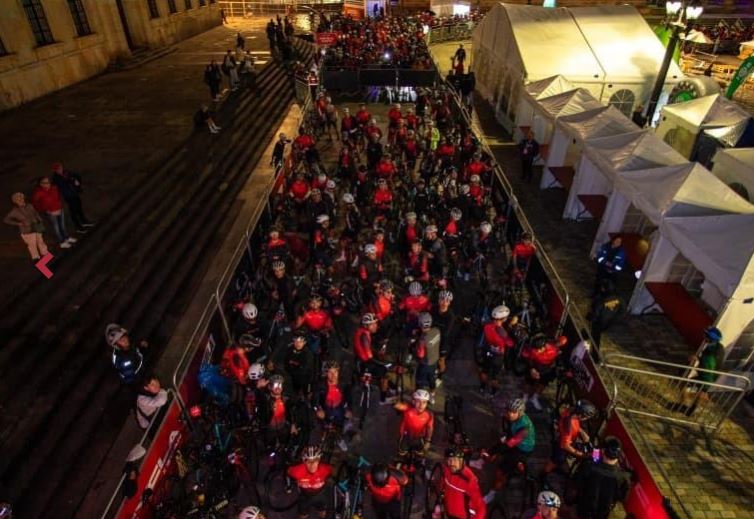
557, 105, 638, 141
524, 75, 576, 100
536, 88, 603, 121
660, 94, 751, 133
662, 214, 754, 297
584, 130, 688, 175
714, 148, 754, 172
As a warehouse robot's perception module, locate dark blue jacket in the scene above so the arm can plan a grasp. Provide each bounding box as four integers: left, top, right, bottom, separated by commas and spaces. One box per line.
596, 243, 626, 274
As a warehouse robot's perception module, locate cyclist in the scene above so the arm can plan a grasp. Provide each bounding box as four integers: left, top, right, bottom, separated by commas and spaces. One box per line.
234, 302, 261, 341
521, 334, 565, 410
106, 323, 148, 385
341, 192, 362, 240
313, 360, 351, 451
278, 331, 316, 398
511, 232, 536, 282
400, 281, 432, 333
435, 446, 486, 519
295, 295, 333, 356
397, 212, 422, 254
477, 305, 513, 396
221, 342, 251, 385
574, 437, 631, 519
245, 362, 268, 421
432, 290, 457, 380
287, 446, 333, 519
394, 389, 434, 462
266, 227, 290, 263
547, 399, 597, 471
365, 463, 409, 519
359, 243, 383, 300
263, 260, 296, 320
414, 312, 441, 402
257, 374, 298, 453
478, 398, 535, 503
406, 240, 430, 283
423, 225, 448, 279
353, 313, 393, 404
238, 506, 265, 519
524, 491, 561, 519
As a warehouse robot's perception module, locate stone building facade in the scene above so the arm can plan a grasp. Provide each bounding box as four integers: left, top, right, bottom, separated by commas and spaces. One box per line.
0, 0, 221, 110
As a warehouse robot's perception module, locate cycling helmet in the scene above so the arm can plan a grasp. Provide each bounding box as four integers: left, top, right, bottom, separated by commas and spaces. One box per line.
309, 294, 323, 304
269, 374, 285, 389
574, 399, 597, 420
418, 312, 433, 329
310, 188, 321, 196
342, 193, 355, 204
238, 506, 261, 519
242, 303, 258, 320
326, 180, 336, 190
459, 184, 470, 195
364, 244, 378, 255
378, 279, 394, 292
413, 389, 431, 402
480, 222, 492, 234
293, 330, 307, 343
317, 173, 327, 183
506, 398, 526, 414
408, 281, 423, 296
450, 208, 462, 220
323, 360, 340, 371
240, 334, 262, 348
377, 178, 388, 186
370, 463, 390, 487
470, 174, 481, 183
405, 212, 417, 221
602, 436, 622, 460
438, 290, 453, 302
272, 260, 286, 271
361, 313, 378, 326
537, 491, 561, 508
425, 225, 438, 235
105, 323, 128, 347
445, 445, 465, 459
491, 305, 510, 320
316, 214, 330, 224
302, 445, 323, 460
247, 363, 265, 381
704, 326, 722, 342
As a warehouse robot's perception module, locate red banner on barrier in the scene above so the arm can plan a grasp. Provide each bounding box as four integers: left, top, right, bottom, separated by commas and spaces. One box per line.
316, 32, 340, 46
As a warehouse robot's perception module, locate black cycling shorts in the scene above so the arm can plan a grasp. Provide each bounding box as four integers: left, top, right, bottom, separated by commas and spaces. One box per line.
298, 487, 330, 516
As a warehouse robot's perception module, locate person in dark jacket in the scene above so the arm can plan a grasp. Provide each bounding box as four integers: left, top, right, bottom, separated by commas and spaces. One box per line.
105, 323, 149, 385
204, 60, 223, 101
589, 280, 624, 347
271, 133, 290, 168
51, 162, 94, 234
595, 236, 626, 291
519, 131, 540, 183
575, 437, 631, 519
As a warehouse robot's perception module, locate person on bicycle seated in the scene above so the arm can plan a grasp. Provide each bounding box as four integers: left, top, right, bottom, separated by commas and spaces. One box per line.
359, 244, 383, 299
288, 172, 311, 206
394, 389, 434, 460
263, 260, 296, 320
354, 313, 393, 403
414, 313, 441, 402
548, 399, 597, 471
313, 361, 352, 439
470, 221, 496, 260
400, 281, 432, 333
406, 241, 430, 283
373, 178, 394, 220
464, 152, 487, 183
266, 227, 290, 263
356, 104, 371, 131
423, 225, 448, 279
287, 446, 333, 519
521, 334, 565, 411
366, 463, 408, 519
477, 305, 514, 396
511, 232, 536, 280
443, 208, 464, 250
233, 302, 261, 343
258, 374, 298, 452
245, 363, 268, 421
524, 491, 561, 519
478, 398, 535, 503
295, 295, 333, 356
433, 290, 456, 379
279, 331, 316, 398
376, 154, 397, 181
437, 446, 486, 519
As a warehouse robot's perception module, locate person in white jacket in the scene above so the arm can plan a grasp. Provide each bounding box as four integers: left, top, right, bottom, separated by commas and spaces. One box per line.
135, 375, 168, 429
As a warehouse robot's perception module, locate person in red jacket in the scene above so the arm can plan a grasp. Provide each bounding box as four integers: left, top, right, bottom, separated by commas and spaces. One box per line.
511, 232, 536, 282
373, 179, 394, 221
376, 155, 396, 180
356, 104, 371, 129
388, 103, 402, 143
406, 240, 430, 282
353, 313, 392, 403
31, 176, 77, 248
399, 281, 432, 332
295, 294, 334, 355
286, 446, 333, 519
394, 389, 434, 460
436, 446, 486, 519
266, 227, 289, 262
521, 334, 566, 410
477, 305, 514, 396
366, 119, 383, 143
366, 463, 408, 519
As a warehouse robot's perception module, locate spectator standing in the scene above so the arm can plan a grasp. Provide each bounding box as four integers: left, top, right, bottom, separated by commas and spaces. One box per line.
589, 280, 624, 348
519, 131, 539, 183
51, 162, 94, 234
266, 19, 277, 51
31, 176, 76, 249
594, 236, 626, 291
222, 50, 239, 91
106, 323, 149, 385
204, 60, 223, 101
240, 51, 257, 92
220, 7, 227, 24
631, 104, 647, 128
574, 437, 631, 519
4, 192, 49, 261
236, 32, 246, 53
453, 44, 467, 67
135, 375, 168, 428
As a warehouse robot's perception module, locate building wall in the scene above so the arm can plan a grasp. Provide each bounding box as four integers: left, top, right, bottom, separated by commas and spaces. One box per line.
0, 0, 221, 111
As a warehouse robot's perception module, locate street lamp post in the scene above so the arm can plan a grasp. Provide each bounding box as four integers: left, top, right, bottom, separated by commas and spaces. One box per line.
645, 0, 704, 126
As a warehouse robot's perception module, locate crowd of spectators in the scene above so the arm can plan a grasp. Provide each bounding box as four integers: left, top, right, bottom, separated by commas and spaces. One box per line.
687, 21, 754, 53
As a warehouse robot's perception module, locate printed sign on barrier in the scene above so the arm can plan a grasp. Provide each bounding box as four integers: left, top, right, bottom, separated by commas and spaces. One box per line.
316, 32, 339, 46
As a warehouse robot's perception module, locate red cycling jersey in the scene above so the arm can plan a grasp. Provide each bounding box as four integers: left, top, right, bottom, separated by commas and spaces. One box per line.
522, 344, 559, 369
512, 243, 536, 264
366, 126, 383, 141
222, 347, 250, 384
388, 108, 402, 125
373, 189, 394, 207
366, 473, 403, 503
325, 383, 344, 408
353, 326, 373, 362
270, 396, 286, 427
298, 309, 333, 333
483, 322, 514, 353
558, 411, 581, 450
400, 294, 431, 317
295, 134, 314, 150
376, 161, 396, 179
289, 179, 310, 200
441, 464, 487, 519
372, 294, 393, 321
445, 220, 459, 237
356, 109, 371, 125
374, 239, 385, 260
287, 462, 333, 494
400, 407, 434, 439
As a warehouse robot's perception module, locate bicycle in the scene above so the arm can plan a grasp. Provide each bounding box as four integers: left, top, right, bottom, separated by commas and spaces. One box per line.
333, 456, 371, 519
263, 427, 306, 512
425, 462, 444, 519
444, 395, 470, 453
395, 440, 427, 519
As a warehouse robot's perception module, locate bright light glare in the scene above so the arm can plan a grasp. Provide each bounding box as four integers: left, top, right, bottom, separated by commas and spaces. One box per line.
665, 1, 682, 15
422, 24, 430, 35
634, 270, 642, 280
453, 4, 470, 16
685, 5, 703, 20
384, 52, 391, 60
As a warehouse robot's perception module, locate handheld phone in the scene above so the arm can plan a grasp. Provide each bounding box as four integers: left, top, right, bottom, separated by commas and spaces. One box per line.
592, 448, 601, 463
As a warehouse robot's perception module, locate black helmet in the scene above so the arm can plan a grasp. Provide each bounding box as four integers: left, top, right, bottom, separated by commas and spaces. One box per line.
445, 445, 465, 459
371, 463, 389, 487
574, 399, 597, 420
602, 436, 622, 460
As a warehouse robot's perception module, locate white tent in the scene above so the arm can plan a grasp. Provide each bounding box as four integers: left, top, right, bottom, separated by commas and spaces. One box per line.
471, 3, 682, 132
655, 94, 752, 159
711, 148, 754, 202
541, 105, 638, 191
631, 213, 754, 364
530, 88, 603, 147
430, 0, 470, 17
514, 75, 576, 140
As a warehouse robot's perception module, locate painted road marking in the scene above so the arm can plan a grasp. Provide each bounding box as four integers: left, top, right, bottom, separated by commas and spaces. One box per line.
35, 253, 54, 278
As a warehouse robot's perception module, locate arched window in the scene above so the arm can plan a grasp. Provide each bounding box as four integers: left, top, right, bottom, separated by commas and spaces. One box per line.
608, 89, 636, 117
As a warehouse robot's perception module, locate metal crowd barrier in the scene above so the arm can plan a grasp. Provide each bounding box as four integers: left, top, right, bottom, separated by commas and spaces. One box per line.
218, 0, 342, 17
601, 353, 751, 433
426, 21, 476, 45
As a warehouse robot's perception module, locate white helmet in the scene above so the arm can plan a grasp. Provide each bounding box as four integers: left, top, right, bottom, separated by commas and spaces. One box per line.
242, 303, 258, 320
361, 313, 378, 326
413, 389, 431, 402
316, 214, 330, 224
459, 184, 470, 195
105, 323, 128, 347
326, 180, 336, 190
425, 225, 438, 235
470, 174, 480, 183
450, 208, 462, 220
342, 193, 355, 204
480, 222, 492, 234
405, 212, 417, 221
248, 363, 266, 381
491, 305, 510, 320
238, 506, 262, 519
418, 312, 433, 328
408, 281, 423, 296
364, 244, 377, 255
537, 491, 561, 508
438, 290, 453, 302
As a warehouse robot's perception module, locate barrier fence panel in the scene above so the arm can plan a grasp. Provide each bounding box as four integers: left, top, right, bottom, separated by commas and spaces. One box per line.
218, 1, 343, 17
601, 353, 751, 432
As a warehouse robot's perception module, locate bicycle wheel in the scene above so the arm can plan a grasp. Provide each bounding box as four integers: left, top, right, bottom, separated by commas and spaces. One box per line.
519, 475, 539, 517
332, 484, 351, 519
424, 462, 444, 519
358, 383, 371, 429
265, 467, 299, 511
401, 471, 416, 519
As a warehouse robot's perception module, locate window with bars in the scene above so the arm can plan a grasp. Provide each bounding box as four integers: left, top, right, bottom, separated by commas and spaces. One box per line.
168, 0, 177, 13
185, 0, 192, 9
67, 0, 92, 36
22, 0, 54, 46
0, 38, 8, 56
147, 0, 159, 18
